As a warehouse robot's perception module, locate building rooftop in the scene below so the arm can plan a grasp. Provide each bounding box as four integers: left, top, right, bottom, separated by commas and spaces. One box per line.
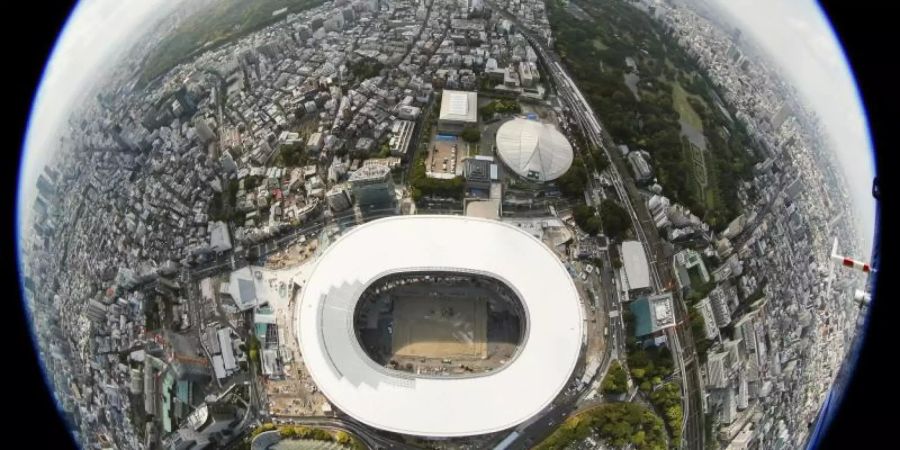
495, 117, 573, 181
348, 164, 391, 182
630, 293, 675, 337
438, 90, 477, 124
621, 240, 651, 291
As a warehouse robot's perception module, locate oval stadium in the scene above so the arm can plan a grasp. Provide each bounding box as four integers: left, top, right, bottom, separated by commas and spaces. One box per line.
295, 215, 585, 437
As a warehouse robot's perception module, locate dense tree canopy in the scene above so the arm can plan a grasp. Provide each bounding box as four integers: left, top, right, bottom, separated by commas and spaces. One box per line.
479, 99, 521, 120
650, 382, 684, 444
573, 204, 602, 235
536, 403, 667, 450
348, 58, 384, 80
460, 126, 481, 143
602, 361, 629, 395
274, 141, 308, 167
547, 0, 761, 231
600, 199, 631, 240
557, 157, 588, 199
626, 343, 674, 393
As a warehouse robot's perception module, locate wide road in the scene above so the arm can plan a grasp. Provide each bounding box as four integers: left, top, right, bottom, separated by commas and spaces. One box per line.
486, 3, 704, 449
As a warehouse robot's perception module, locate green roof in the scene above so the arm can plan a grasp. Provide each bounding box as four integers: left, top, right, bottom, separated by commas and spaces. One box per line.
629, 297, 654, 337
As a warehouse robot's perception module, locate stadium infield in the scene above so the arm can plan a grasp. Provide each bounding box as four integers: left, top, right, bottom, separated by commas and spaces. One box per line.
392, 294, 487, 359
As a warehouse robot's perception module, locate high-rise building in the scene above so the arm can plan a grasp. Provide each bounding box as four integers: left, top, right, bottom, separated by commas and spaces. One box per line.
194, 118, 216, 144
84, 299, 109, 323
307, 132, 324, 153
219, 151, 237, 173
722, 388, 737, 424
707, 350, 728, 388
326, 187, 352, 212
737, 373, 749, 410
348, 165, 394, 207
518, 61, 536, 87
695, 297, 721, 341
389, 120, 415, 159
708, 286, 733, 328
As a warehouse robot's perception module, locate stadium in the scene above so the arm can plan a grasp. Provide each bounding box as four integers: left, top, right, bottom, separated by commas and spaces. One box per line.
295, 215, 584, 437
495, 117, 574, 182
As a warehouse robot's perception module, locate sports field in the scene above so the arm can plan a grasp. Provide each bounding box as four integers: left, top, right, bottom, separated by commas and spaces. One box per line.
392, 295, 487, 359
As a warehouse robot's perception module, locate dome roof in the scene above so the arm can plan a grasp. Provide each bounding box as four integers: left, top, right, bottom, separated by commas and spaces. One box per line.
495, 117, 574, 181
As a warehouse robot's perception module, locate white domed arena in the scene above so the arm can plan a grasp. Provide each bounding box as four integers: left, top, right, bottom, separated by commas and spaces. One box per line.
495, 117, 574, 182
296, 215, 584, 437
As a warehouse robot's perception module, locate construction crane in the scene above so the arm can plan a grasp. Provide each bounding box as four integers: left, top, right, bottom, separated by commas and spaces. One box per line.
831, 238, 873, 308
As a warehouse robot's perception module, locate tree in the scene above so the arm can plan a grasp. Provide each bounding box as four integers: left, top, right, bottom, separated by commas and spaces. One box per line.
573, 204, 602, 235
601, 361, 628, 395
408, 147, 464, 201
460, 126, 481, 143
348, 58, 384, 80
274, 142, 307, 167
248, 335, 261, 369
585, 216, 603, 236
557, 160, 588, 199
650, 382, 684, 443
600, 199, 631, 240
535, 402, 667, 450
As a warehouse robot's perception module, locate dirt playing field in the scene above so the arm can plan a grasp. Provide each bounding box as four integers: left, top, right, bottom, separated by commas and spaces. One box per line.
392, 295, 487, 359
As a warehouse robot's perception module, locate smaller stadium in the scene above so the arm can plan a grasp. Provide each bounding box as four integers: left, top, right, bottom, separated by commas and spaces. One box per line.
495, 117, 574, 182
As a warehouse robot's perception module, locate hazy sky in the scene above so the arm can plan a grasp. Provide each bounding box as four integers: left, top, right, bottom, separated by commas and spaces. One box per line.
704, 0, 877, 253
19, 0, 877, 255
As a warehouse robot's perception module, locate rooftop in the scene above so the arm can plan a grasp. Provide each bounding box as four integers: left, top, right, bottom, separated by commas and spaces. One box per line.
621, 241, 651, 291
495, 117, 573, 181
438, 90, 478, 124
630, 293, 675, 337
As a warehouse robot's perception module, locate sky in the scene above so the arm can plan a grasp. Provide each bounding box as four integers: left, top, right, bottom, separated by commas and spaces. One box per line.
703, 0, 877, 254
17, 0, 182, 234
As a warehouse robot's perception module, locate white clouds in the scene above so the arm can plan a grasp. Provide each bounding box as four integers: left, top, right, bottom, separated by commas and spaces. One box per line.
709, 0, 876, 253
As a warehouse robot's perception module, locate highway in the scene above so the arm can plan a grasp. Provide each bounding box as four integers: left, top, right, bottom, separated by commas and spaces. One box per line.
486, 3, 704, 448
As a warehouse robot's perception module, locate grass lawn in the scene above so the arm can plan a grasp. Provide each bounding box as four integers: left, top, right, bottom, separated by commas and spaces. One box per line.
672, 82, 705, 132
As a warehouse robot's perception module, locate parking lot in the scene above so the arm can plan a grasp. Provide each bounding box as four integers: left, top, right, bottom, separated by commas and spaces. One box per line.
426, 134, 463, 177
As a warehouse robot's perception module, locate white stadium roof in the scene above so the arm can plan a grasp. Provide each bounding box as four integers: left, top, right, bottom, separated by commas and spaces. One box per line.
438, 90, 478, 124
296, 216, 584, 437
495, 117, 574, 181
